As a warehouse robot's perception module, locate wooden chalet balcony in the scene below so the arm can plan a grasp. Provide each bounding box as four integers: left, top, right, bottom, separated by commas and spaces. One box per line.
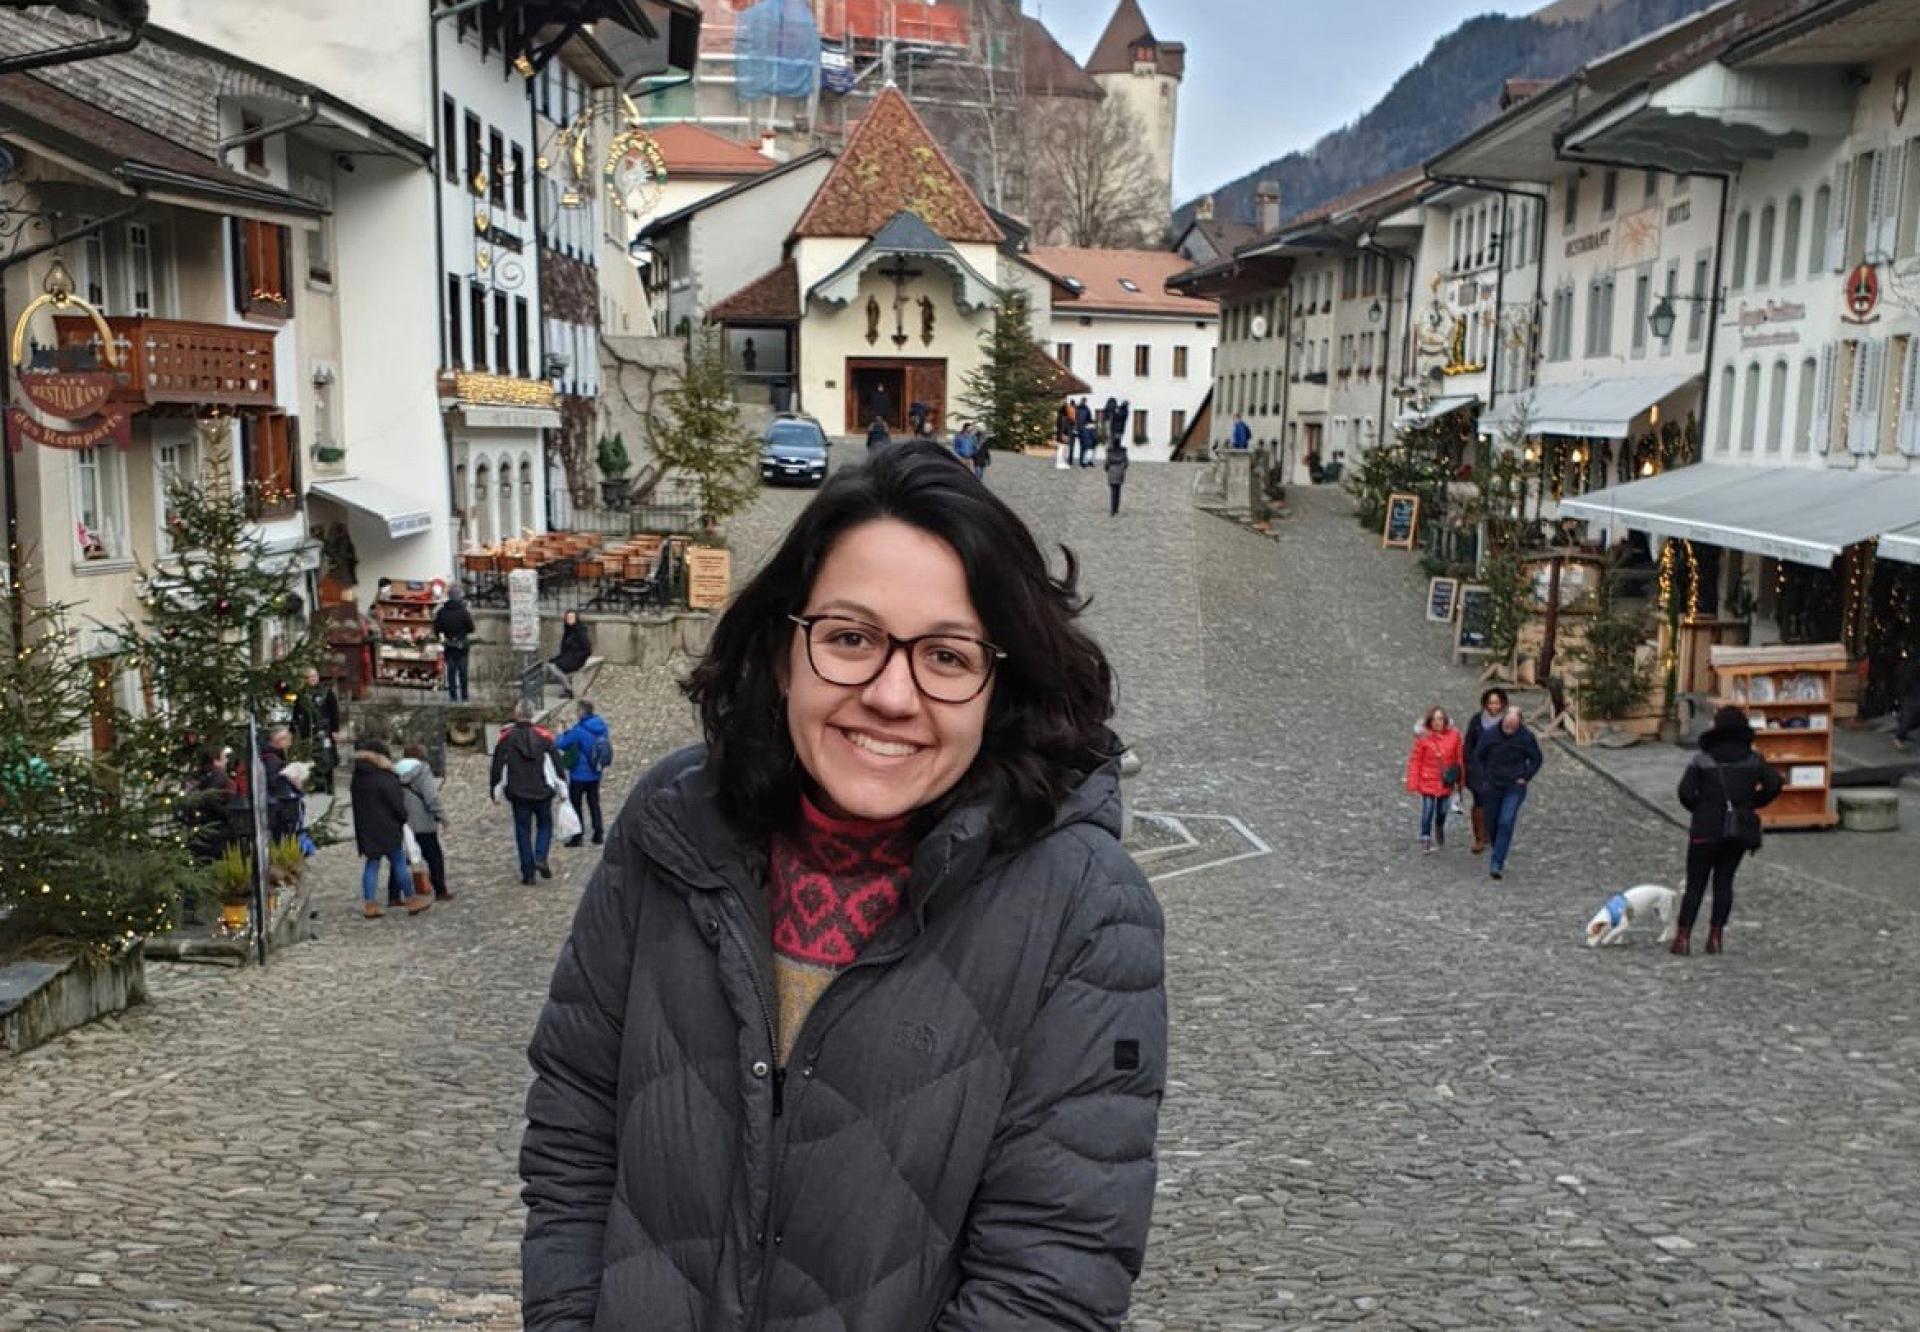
52, 315, 277, 408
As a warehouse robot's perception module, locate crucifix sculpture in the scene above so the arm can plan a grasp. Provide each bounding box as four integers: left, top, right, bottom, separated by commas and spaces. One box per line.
877, 255, 921, 349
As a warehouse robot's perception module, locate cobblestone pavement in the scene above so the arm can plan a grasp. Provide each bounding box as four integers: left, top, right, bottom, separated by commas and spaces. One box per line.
3, 455, 1919, 1328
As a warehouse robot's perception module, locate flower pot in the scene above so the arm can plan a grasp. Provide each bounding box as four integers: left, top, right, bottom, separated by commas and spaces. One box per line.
218, 901, 250, 934
600, 479, 632, 510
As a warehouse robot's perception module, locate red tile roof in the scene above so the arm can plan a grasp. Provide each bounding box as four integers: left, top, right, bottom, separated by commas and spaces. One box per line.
709, 260, 801, 321
1025, 246, 1219, 318
648, 122, 776, 178
790, 86, 1002, 244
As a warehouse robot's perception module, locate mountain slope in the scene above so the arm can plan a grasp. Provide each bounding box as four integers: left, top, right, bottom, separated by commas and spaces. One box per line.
1180, 0, 1716, 235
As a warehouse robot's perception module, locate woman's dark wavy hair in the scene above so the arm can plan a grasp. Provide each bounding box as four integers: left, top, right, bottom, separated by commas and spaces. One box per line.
683, 441, 1115, 848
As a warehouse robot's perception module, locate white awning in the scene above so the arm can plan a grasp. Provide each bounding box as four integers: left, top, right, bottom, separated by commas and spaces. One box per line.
309, 477, 435, 541
1882, 524, 1920, 566
1481, 374, 1699, 440
1395, 393, 1479, 430
1560, 463, 1920, 568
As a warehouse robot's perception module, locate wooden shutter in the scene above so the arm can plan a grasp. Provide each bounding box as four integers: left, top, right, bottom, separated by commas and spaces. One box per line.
1828, 160, 1852, 272
1899, 338, 1920, 456
1810, 342, 1835, 454
1848, 341, 1881, 455
1876, 147, 1906, 259
230, 217, 251, 317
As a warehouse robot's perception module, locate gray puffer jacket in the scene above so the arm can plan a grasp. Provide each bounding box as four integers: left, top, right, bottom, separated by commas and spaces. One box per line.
520, 745, 1166, 1331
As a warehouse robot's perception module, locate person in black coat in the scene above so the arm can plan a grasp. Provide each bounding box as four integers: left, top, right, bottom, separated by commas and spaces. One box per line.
180, 744, 237, 865
1672, 706, 1783, 955
491, 698, 560, 885
865, 417, 891, 451
543, 609, 593, 698
291, 666, 342, 792
349, 740, 418, 919
1470, 707, 1542, 880
434, 587, 477, 703
260, 727, 303, 843
1461, 686, 1509, 853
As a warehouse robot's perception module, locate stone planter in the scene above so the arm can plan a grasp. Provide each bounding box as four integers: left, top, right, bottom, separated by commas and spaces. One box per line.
599, 479, 632, 509
0, 946, 146, 1056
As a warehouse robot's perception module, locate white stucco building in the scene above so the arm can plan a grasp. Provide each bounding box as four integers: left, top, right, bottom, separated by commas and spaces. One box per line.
1024, 247, 1216, 462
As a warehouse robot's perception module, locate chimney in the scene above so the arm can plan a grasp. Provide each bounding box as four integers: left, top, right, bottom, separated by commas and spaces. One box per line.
759, 130, 786, 163
1256, 180, 1281, 234
1197, 194, 1215, 223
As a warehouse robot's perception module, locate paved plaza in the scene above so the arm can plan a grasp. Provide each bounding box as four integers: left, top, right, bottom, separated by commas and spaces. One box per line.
3, 454, 1920, 1329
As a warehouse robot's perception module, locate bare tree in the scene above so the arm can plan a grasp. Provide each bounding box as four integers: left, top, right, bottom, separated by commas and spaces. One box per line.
1024, 95, 1163, 249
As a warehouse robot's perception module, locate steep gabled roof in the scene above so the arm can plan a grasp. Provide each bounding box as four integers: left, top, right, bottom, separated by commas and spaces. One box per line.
790, 86, 1002, 244
1085, 0, 1179, 78
1022, 16, 1104, 100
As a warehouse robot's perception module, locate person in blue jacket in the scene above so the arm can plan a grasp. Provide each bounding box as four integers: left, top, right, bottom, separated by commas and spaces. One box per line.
555, 698, 611, 847
1469, 707, 1542, 881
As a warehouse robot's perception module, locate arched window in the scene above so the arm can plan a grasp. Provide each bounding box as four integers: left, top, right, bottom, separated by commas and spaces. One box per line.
1766, 360, 1788, 453
1755, 204, 1776, 286
1809, 185, 1832, 273
1730, 210, 1752, 289
1715, 366, 1736, 453
520, 458, 536, 530
1781, 194, 1803, 282
473, 462, 492, 546
1794, 356, 1817, 455
1739, 364, 1761, 454
497, 453, 516, 540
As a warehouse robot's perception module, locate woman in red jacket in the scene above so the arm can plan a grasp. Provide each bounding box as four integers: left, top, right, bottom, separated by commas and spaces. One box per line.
1405, 707, 1466, 852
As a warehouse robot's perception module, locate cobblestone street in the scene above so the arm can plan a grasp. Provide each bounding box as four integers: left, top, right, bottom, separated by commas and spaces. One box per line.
4, 455, 1920, 1329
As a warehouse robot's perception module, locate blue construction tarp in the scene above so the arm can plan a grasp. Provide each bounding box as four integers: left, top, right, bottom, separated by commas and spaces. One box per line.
736, 0, 821, 101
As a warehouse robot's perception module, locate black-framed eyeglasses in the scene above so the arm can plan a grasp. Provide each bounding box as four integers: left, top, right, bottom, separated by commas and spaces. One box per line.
789, 614, 1006, 704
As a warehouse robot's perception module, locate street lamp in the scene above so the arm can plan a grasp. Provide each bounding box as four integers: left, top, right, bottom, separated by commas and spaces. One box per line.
1368, 298, 1383, 324
1648, 296, 1678, 342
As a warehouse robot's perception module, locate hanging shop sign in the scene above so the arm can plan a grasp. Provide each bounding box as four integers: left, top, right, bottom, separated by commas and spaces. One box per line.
604, 123, 668, 221
1842, 263, 1880, 325
7, 259, 125, 453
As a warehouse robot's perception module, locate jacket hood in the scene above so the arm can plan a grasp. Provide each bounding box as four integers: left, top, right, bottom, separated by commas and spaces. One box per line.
354, 750, 393, 771
577, 714, 610, 738
1700, 730, 1755, 763
395, 757, 425, 782
506, 723, 548, 760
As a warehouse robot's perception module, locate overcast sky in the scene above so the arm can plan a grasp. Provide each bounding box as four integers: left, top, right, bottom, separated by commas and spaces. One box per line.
1029, 0, 1512, 201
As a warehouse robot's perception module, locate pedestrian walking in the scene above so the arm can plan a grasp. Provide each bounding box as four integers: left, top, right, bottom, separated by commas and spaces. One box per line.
1099, 396, 1118, 454
554, 699, 611, 847
1672, 705, 1782, 956
435, 585, 476, 703
350, 739, 426, 918
1461, 686, 1509, 854
865, 416, 891, 451
1894, 646, 1920, 749
1105, 439, 1130, 515
1405, 707, 1465, 852
1076, 396, 1096, 466
1230, 413, 1252, 450
396, 743, 454, 903
491, 697, 557, 885
520, 440, 1167, 1332
1113, 398, 1131, 446
1471, 707, 1541, 881
290, 666, 341, 792
543, 609, 592, 698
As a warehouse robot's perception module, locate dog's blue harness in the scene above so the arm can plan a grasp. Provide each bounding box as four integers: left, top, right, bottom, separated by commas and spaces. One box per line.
1605, 893, 1630, 927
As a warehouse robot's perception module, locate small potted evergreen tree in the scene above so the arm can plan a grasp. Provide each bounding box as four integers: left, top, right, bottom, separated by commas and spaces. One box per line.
597, 433, 632, 510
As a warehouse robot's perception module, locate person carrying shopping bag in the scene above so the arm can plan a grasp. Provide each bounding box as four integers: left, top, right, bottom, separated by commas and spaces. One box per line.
554, 699, 611, 847
351, 739, 428, 918
491, 698, 559, 885
396, 744, 454, 902
1405, 707, 1465, 852
1672, 706, 1782, 955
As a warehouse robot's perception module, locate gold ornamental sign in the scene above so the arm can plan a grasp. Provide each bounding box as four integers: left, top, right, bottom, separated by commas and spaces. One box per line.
6, 260, 126, 453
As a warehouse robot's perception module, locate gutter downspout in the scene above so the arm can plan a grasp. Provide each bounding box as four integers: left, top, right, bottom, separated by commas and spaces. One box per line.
1277, 273, 1293, 477
0, 1, 146, 78
216, 96, 318, 158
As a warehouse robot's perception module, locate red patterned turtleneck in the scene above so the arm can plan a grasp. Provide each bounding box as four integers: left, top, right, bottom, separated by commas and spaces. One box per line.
767, 796, 917, 1066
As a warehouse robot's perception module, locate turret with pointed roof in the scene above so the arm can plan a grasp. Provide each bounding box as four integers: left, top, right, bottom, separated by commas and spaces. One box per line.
1083, 0, 1183, 238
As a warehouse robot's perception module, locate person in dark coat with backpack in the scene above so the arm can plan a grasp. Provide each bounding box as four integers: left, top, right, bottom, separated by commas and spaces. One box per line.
350, 739, 423, 919
1673, 705, 1783, 955
554, 699, 611, 848
435, 586, 477, 702
520, 442, 1166, 1332
1470, 707, 1542, 881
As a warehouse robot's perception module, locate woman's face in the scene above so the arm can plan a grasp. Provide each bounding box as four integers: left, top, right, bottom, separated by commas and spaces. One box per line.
1427, 708, 1450, 732
785, 519, 992, 822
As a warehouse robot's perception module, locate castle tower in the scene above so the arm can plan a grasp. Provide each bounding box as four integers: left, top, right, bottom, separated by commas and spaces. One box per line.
1085, 0, 1184, 239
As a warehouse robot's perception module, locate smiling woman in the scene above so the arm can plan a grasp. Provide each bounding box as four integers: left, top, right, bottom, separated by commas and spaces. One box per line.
520, 442, 1168, 1332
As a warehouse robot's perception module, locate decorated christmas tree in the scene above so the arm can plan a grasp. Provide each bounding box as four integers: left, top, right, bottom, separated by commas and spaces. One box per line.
962, 292, 1060, 452
648, 327, 762, 532
0, 578, 190, 955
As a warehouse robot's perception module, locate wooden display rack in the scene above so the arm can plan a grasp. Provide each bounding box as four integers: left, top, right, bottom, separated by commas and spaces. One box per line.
1710, 643, 1848, 830
374, 580, 446, 691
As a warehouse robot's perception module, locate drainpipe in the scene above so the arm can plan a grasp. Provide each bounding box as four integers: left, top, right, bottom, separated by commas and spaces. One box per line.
0, 0, 146, 77
216, 96, 318, 160
1276, 276, 1293, 478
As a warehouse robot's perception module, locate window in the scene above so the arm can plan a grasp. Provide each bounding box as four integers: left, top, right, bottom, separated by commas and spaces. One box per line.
1601, 169, 1618, 217
464, 112, 482, 194
72, 445, 128, 564
1173, 345, 1188, 378
1730, 210, 1751, 290
442, 95, 459, 183
241, 113, 265, 172
488, 128, 506, 206
1675, 174, 1690, 196
231, 218, 293, 318
81, 228, 106, 306
512, 144, 527, 217
1132, 411, 1148, 444
1563, 174, 1579, 231
1095, 344, 1112, 376
1738, 365, 1761, 454
1644, 170, 1659, 204
1879, 336, 1908, 456
1895, 336, 1920, 456
495, 291, 511, 374
1766, 360, 1788, 454
1782, 194, 1802, 282
1755, 204, 1776, 286
1341, 257, 1357, 299
1715, 366, 1735, 453
1902, 140, 1920, 257
1794, 356, 1817, 455
470, 280, 488, 371
1688, 255, 1709, 351
241, 412, 300, 519
1134, 345, 1151, 376
1631, 265, 1651, 359
447, 275, 463, 368
1810, 183, 1833, 273
1170, 409, 1187, 442
1451, 216, 1463, 271
153, 431, 197, 554
125, 222, 153, 316
1361, 253, 1378, 294
1056, 342, 1072, 369
306, 215, 333, 287
1847, 151, 1873, 266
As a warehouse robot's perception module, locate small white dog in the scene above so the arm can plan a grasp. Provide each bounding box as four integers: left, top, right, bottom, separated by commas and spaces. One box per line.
1585, 884, 1679, 947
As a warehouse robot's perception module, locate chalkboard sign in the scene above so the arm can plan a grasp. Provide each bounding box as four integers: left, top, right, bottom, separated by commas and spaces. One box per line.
1382, 493, 1421, 549
1456, 583, 1495, 658
1426, 577, 1460, 623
